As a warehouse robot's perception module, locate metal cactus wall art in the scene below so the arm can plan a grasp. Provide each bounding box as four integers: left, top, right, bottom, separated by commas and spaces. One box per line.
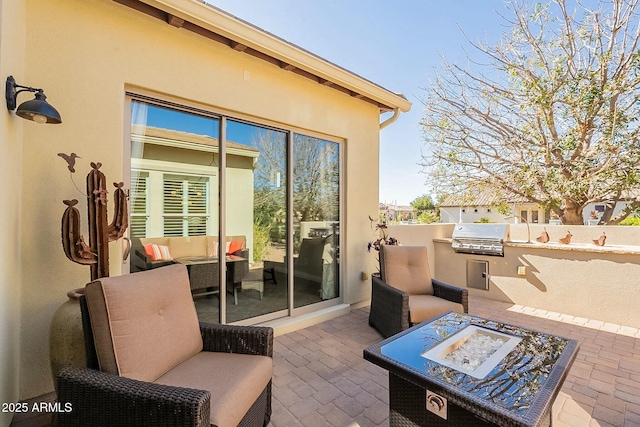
60, 157, 128, 281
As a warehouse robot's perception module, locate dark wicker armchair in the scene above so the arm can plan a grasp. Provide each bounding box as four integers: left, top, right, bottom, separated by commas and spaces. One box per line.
56, 265, 273, 427
369, 245, 468, 338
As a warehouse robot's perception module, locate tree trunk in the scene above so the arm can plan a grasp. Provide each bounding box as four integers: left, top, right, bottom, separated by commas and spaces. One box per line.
599, 202, 616, 224
603, 200, 640, 225
560, 200, 584, 225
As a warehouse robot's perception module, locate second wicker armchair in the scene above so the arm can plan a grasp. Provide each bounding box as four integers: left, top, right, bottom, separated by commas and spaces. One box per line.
368, 245, 468, 338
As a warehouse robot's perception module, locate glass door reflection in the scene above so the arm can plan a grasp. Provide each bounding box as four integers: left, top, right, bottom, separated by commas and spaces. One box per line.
225, 120, 288, 322
292, 134, 340, 309
129, 100, 221, 323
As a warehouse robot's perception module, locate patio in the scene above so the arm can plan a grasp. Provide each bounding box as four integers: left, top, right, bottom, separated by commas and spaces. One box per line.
9, 295, 640, 427
270, 297, 640, 427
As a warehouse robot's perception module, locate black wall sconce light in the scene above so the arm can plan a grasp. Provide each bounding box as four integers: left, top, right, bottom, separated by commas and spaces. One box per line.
5, 76, 62, 124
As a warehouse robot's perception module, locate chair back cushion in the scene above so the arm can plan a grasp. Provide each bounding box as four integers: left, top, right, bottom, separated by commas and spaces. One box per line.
85, 264, 203, 382
380, 245, 434, 295
168, 235, 208, 259
296, 237, 326, 276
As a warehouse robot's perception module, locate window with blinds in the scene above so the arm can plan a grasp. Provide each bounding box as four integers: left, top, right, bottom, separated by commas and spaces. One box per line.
163, 174, 209, 236
129, 171, 149, 238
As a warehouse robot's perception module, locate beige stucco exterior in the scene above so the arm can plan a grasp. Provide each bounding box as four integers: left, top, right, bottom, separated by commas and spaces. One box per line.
0, 0, 27, 424
0, 0, 410, 404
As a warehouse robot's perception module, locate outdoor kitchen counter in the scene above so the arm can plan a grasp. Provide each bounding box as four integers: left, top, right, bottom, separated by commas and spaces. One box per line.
429, 236, 640, 327
433, 238, 640, 255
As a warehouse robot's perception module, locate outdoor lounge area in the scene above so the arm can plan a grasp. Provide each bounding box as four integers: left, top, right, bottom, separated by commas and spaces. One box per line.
11, 295, 639, 426
4, 1, 640, 426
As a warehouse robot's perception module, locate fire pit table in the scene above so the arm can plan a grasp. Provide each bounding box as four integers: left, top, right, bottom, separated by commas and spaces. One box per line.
364, 311, 579, 427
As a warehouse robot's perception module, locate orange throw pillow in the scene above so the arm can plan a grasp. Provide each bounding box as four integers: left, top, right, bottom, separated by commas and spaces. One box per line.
143, 243, 172, 261
227, 240, 244, 255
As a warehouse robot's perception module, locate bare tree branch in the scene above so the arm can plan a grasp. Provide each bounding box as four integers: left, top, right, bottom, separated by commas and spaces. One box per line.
420, 0, 640, 224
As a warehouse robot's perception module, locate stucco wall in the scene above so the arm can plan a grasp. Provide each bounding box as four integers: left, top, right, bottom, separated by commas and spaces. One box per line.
17, 0, 381, 399
0, 0, 26, 423
390, 224, 640, 328
381, 223, 455, 275
440, 206, 546, 224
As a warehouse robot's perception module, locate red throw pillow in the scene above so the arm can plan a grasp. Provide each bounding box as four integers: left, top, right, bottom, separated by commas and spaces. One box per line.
227, 240, 244, 255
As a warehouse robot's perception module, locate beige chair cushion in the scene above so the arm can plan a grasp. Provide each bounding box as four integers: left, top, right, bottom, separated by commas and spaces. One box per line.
380, 246, 433, 295
408, 295, 464, 324
154, 352, 273, 427
85, 264, 203, 382
169, 236, 208, 259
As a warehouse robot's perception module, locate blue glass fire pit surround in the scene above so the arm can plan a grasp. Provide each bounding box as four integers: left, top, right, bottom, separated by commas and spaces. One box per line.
364, 311, 579, 427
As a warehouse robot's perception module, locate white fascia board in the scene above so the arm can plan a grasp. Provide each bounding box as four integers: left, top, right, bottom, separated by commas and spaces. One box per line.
139, 0, 412, 113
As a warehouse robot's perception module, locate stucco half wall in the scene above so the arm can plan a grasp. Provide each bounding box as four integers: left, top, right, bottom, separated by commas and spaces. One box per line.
10, 0, 402, 399
390, 223, 640, 328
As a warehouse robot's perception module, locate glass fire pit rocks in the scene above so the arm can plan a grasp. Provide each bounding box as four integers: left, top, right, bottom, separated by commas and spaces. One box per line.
422, 325, 522, 379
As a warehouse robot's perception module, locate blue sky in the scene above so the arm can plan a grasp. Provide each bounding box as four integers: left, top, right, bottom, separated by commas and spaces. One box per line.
205, 0, 508, 205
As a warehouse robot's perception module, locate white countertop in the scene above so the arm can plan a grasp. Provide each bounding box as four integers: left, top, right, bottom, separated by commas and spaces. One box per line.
433, 238, 640, 255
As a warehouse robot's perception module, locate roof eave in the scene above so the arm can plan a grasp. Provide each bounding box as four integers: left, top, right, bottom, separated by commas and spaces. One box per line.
136, 0, 412, 113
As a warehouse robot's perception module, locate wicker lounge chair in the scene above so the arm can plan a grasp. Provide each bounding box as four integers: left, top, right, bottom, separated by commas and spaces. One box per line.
56, 264, 273, 427
368, 245, 468, 338
263, 236, 328, 290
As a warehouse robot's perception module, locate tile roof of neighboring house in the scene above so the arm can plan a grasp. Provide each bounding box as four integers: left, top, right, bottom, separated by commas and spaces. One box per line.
379, 203, 414, 211
440, 191, 531, 207
441, 189, 640, 207
621, 189, 640, 199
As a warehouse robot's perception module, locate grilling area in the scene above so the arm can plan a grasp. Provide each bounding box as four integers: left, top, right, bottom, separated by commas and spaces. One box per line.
396, 222, 640, 329
451, 223, 509, 257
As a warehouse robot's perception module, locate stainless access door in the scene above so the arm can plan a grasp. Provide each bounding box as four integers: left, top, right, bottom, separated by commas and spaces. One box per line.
467, 260, 489, 290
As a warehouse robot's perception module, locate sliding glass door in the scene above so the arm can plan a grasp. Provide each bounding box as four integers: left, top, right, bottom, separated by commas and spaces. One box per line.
225, 120, 288, 322
292, 134, 340, 308
128, 97, 340, 324
129, 100, 221, 322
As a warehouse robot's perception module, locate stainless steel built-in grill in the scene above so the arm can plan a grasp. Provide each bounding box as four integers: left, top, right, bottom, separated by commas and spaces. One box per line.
451, 223, 509, 256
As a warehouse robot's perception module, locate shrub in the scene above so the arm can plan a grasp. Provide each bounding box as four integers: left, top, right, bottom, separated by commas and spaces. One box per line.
620, 216, 640, 226
474, 217, 494, 223
253, 222, 271, 262
418, 211, 439, 224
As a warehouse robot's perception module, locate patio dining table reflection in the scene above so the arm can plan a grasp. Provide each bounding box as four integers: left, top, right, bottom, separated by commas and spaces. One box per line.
174, 255, 246, 304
